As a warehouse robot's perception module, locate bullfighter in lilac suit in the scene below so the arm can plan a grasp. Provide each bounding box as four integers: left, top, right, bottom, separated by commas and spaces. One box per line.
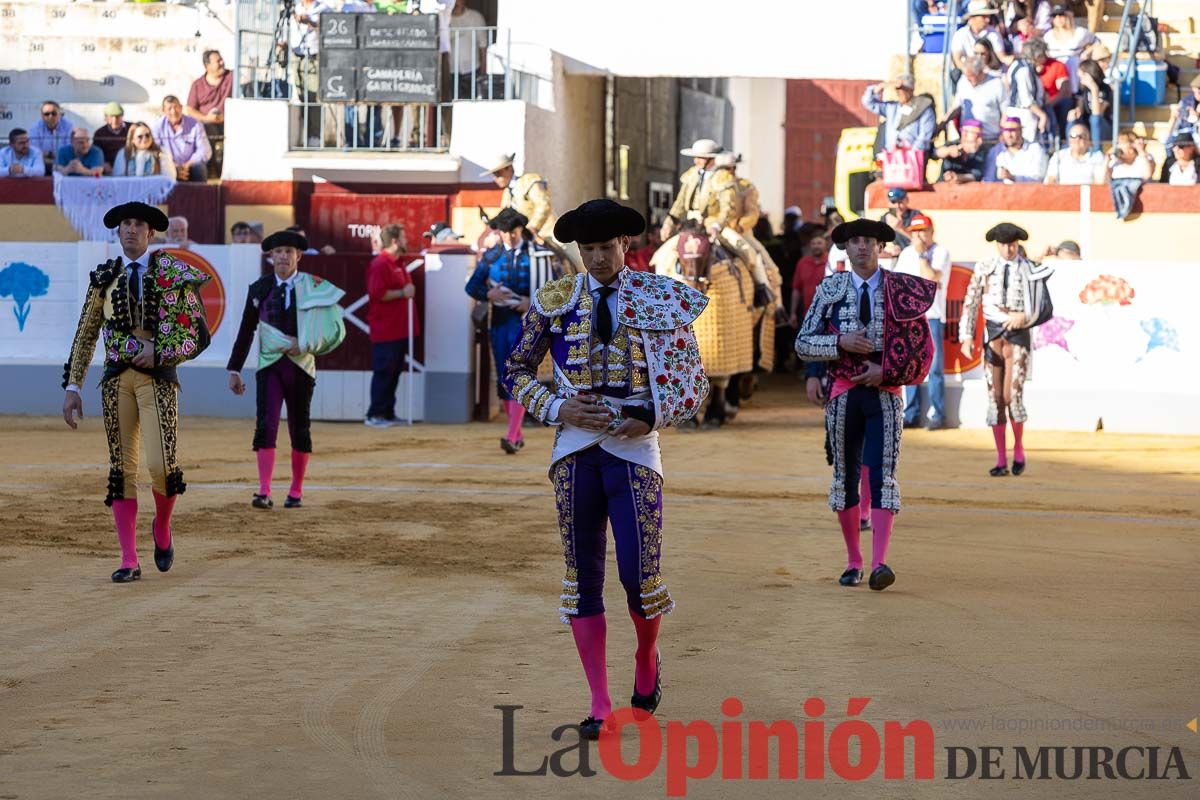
503, 199, 709, 740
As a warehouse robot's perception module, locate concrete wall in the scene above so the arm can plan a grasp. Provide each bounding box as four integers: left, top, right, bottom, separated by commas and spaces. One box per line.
729, 78, 787, 228
497, 0, 906, 79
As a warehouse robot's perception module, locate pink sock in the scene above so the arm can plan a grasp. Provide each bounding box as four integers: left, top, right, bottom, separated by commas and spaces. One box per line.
1011, 421, 1025, 463
505, 400, 524, 443
256, 448, 276, 496
836, 508, 864, 570
289, 450, 310, 499
991, 424, 1007, 468
628, 608, 661, 696
570, 614, 611, 720
858, 466, 871, 524
151, 490, 175, 550
870, 509, 895, 570
111, 498, 139, 569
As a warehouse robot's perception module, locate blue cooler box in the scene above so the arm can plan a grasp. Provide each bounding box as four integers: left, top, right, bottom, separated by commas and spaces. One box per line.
1118, 60, 1167, 106
921, 15, 951, 54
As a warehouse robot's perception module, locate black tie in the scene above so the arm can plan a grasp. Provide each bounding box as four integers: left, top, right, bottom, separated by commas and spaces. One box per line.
129, 265, 141, 303
595, 286, 616, 344
858, 283, 871, 326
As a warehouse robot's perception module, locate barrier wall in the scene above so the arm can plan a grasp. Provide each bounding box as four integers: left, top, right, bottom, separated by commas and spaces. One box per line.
0, 243, 481, 423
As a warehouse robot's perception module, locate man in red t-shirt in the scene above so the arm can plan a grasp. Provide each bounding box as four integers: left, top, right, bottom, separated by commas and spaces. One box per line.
366, 223, 419, 426
788, 230, 831, 329
624, 227, 662, 272
185, 49, 232, 178
1030, 43, 1072, 141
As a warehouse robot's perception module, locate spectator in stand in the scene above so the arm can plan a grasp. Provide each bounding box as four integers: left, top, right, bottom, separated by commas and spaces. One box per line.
164, 216, 197, 249
947, 56, 1007, 144
1001, 0, 1051, 34
185, 49, 233, 179
893, 214, 949, 430
1106, 133, 1155, 182
1004, 40, 1049, 144
936, 119, 989, 183
624, 227, 661, 273
0, 129, 46, 178
1008, 14, 1037, 55
985, 117, 1048, 182
55, 129, 105, 177
788, 230, 830, 329
1026, 38, 1072, 139
1043, 4, 1096, 87
153, 96, 211, 182
862, 74, 936, 156
29, 101, 73, 174
1165, 74, 1200, 141
1159, 135, 1198, 186
881, 187, 921, 249
448, 0, 487, 98
1106, 133, 1154, 220
1041, 239, 1081, 259
113, 122, 176, 179
973, 37, 1005, 79
1044, 122, 1104, 184
231, 221, 262, 244
286, 224, 337, 255
365, 222, 419, 427
951, 2, 1009, 78
1068, 44, 1112, 150
93, 102, 132, 171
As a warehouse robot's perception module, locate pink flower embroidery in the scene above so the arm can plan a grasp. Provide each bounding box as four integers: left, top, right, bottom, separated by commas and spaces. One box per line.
163, 291, 178, 305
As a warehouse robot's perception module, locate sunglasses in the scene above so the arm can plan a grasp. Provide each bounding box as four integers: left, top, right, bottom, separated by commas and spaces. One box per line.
42, 110, 59, 116
1068, 133, 1087, 140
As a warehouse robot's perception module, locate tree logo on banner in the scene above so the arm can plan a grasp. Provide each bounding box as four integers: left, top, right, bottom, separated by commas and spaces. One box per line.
160, 248, 227, 335
0, 261, 50, 332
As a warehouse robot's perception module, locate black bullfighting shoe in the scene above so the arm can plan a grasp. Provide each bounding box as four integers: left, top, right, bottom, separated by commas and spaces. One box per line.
1012, 460, 1026, 476
111, 567, 141, 583
839, 568, 863, 586
989, 466, 1009, 477
869, 564, 896, 591
630, 649, 663, 715
578, 716, 606, 741
151, 518, 174, 573
252, 493, 274, 509
284, 495, 302, 509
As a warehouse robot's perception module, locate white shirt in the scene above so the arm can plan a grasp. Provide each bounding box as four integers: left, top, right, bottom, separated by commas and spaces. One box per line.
849, 267, 882, 318
275, 273, 296, 309
66, 252, 150, 395
950, 25, 1006, 65
954, 75, 1006, 140
1166, 159, 1199, 186
894, 243, 951, 321
447, 7, 487, 74
1044, 148, 1105, 185
994, 141, 1049, 182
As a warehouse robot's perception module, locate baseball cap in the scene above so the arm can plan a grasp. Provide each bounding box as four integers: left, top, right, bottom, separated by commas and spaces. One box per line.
1055, 240, 1081, 255
907, 213, 933, 231
425, 222, 462, 242
104, 101, 124, 116
886, 187, 908, 202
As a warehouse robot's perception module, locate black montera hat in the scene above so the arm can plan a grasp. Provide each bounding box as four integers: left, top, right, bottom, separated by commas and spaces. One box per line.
553, 199, 645, 245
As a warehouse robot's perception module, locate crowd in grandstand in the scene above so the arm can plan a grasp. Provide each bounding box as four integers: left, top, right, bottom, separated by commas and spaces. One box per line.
0, 47, 231, 182
875, 1, 1200, 189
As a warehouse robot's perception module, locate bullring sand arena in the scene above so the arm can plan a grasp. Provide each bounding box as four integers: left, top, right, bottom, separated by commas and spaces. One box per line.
1, 377, 1197, 799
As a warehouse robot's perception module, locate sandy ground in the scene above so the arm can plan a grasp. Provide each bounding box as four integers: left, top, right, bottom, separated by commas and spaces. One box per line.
0, 376, 1198, 799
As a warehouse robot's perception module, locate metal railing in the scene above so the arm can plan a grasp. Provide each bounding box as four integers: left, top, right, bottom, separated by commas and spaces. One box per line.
1109, 0, 1156, 145
233, 1, 522, 153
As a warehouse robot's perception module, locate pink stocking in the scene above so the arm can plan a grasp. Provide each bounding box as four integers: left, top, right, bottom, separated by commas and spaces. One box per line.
1011, 421, 1025, 463
858, 466, 871, 524
111, 498, 139, 569
870, 509, 895, 570
991, 424, 1007, 468
628, 608, 661, 696
289, 450, 310, 499
836, 508, 864, 570
151, 490, 175, 550
505, 400, 524, 443
570, 614, 611, 720
256, 448, 275, 496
